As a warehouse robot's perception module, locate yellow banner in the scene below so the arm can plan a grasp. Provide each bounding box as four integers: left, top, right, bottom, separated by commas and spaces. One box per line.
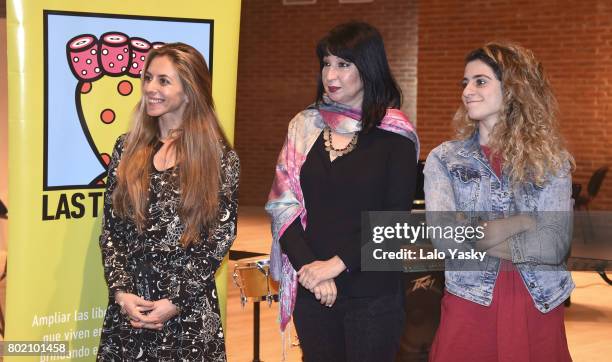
6, 1, 241, 360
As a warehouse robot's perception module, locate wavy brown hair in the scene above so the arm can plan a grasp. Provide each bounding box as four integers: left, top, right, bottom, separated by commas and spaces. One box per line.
454, 42, 574, 186
113, 43, 227, 247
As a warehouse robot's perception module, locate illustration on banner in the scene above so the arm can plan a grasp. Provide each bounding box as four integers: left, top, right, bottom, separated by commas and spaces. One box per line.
67, 32, 162, 185
44, 11, 212, 190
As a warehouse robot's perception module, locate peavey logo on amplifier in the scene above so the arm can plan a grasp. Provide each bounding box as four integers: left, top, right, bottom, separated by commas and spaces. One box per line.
411, 275, 436, 292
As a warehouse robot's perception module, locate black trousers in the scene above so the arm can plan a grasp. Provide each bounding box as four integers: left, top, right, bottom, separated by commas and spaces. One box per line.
293, 291, 405, 362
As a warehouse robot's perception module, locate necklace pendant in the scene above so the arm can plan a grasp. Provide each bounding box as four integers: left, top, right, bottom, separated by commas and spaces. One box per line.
323, 125, 359, 158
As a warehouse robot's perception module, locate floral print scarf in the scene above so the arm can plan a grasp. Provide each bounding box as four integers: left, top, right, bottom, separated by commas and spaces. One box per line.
265, 98, 419, 331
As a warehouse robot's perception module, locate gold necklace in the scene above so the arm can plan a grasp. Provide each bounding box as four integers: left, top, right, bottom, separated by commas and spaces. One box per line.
323, 126, 359, 158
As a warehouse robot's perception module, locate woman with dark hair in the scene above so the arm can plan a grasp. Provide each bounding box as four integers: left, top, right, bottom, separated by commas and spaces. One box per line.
267, 22, 419, 361
97, 43, 239, 361
424, 42, 573, 361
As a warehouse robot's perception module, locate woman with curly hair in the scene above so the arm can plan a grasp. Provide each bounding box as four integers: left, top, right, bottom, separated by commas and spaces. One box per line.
424, 42, 573, 361
97, 43, 239, 361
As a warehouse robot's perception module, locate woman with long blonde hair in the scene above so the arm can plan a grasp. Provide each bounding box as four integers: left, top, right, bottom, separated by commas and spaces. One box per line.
97, 43, 239, 361
425, 42, 573, 361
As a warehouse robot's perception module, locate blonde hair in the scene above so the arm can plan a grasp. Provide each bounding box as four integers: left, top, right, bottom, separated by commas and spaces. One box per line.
113, 43, 227, 247
454, 42, 574, 186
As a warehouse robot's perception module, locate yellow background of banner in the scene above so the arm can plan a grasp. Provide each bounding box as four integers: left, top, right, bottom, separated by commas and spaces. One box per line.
6, 1, 241, 360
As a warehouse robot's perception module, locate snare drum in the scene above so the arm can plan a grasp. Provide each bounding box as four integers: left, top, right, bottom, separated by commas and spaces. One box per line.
232, 257, 279, 307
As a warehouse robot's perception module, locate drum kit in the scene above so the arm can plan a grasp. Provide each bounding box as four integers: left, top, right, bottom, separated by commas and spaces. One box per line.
232, 256, 279, 307
232, 256, 280, 362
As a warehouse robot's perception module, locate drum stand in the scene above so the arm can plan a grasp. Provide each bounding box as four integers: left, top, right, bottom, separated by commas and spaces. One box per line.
253, 298, 261, 362
251, 295, 279, 362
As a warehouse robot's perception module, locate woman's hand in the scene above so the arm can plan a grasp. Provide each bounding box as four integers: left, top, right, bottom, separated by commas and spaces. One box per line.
312, 279, 338, 307
298, 256, 346, 291
474, 215, 536, 260
131, 299, 180, 330
115, 291, 154, 325
476, 215, 536, 250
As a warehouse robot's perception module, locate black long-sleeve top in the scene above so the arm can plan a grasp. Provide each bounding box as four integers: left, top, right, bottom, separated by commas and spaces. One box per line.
280, 127, 417, 298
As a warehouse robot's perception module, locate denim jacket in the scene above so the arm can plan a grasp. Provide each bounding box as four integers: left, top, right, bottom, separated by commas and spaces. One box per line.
424, 132, 574, 313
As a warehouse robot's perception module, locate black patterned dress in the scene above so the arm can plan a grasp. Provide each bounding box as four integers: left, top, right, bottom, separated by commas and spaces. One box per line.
97, 135, 239, 361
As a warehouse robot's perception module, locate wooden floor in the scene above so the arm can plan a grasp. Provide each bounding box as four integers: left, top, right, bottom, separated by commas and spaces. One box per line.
226, 206, 612, 362
226, 206, 302, 362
